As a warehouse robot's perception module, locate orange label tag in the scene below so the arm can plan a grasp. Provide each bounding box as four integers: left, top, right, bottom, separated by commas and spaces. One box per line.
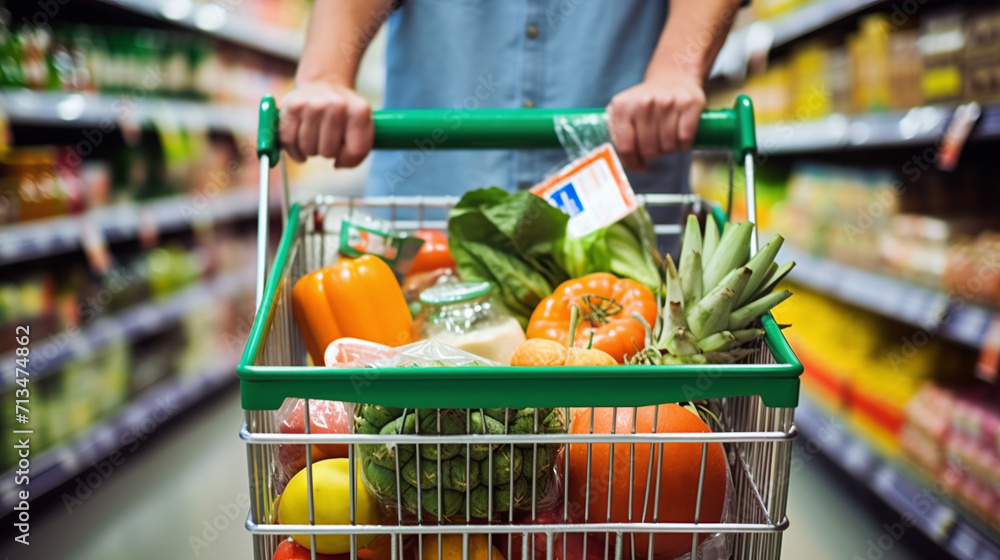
530, 143, 637, 238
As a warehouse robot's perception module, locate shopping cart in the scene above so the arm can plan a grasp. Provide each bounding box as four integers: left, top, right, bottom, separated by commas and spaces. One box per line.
239, 95, 803, 560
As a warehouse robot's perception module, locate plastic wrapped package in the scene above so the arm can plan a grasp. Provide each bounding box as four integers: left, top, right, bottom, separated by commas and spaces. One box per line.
273, 399, 353, 493
350, 340, 566, 522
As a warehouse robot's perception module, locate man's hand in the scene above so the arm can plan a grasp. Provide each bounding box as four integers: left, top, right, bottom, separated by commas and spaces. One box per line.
280, 83, 374, 167
606, 71, 706, 172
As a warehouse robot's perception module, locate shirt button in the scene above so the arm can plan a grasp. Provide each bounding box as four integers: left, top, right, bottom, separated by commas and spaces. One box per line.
526, 24, 539, 39
523, 98, 535, 108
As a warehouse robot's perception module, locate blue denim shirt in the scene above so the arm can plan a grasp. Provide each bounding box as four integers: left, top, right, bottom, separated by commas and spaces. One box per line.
367, 0, 690, 200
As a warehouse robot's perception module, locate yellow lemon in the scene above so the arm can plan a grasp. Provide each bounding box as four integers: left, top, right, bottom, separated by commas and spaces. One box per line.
420, 534, 505, 560
278, 458, 379, 554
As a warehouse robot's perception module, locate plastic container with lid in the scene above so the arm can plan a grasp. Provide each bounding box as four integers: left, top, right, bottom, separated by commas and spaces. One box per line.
416, 281, 526, 364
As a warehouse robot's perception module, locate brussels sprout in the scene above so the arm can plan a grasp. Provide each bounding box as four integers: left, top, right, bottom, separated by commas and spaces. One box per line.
469, 485, 491, 519
480, 447, 523, 487
470, 411, 507, 436
402, 484, 420, 513
355, 417, 381, 435
401, 457, 437, 490
521, 446, 552, 479
510, 408, 541, 435
423, 488, 463, 518
363, 461, 398, 498
442, 456, 480, 492
359, 404, 399, 430
542, 409, 566, 433
468, 442, 493, 461
419, 442, 461, 462
482, 408, 510, 423
493, 477, 529, 513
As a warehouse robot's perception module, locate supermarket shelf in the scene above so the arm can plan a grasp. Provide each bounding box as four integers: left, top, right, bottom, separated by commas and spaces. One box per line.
0, 190, 260, 267
783, 244, 995, 348
1, 90, 254, 134
756, 104, 1000, 154
92, 0, 302, 61
712, 0, 883, 80
0, 357, 237, 512
0, 269, 253, 391
796, 394, 1000, 560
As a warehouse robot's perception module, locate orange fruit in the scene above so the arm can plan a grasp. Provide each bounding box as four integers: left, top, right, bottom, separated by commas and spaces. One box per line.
566, 405, 727, 559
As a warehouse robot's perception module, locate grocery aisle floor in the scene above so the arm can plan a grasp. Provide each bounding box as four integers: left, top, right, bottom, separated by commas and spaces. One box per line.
3, 389, 927, 560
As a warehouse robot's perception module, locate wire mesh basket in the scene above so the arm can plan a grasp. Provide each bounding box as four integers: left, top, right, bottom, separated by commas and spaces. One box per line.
239, 96, 802, 560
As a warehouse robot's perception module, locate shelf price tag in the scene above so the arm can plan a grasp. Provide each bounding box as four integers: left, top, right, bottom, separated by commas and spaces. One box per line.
938, 102, 981, 171
80, 218, 112, 275
975, 315, 1000, 383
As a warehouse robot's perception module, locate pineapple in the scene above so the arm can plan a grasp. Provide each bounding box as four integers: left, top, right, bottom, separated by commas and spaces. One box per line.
631, 215, 795, 365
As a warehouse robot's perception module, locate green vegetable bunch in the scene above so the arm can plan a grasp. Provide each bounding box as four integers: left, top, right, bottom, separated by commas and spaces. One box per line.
355, 405, 565, 520
631, 215, 795, 365
447, 188, 663, 328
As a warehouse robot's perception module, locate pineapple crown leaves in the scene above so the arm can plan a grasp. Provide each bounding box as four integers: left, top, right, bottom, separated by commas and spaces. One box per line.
630, 216, 795, 365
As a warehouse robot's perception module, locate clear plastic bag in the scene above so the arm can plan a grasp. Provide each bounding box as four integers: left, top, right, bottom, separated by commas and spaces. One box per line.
554, 113, 612, 160
273, 398, 354, 493
350, 340, 565, 523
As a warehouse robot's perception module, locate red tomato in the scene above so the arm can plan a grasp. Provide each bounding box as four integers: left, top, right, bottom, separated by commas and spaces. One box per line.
409, 230, 455, 275
273, 538, 338, 560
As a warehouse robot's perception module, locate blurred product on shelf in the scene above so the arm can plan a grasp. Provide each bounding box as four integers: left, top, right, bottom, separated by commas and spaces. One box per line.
0, 232, 256, 471
691, 158, 788, 230
0, 19, 293, 103
712, 6, 1000, 123
0, 132, 257, 225
776, 285, 1000, 537
774, 286, 975, 452
757, 161, 1000, 307
236, 0, 312, 32
901, 383, 1000, 533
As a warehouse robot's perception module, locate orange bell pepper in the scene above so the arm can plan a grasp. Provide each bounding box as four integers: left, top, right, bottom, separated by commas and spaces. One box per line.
526, 273, 657, 363
293, 254, 414, 365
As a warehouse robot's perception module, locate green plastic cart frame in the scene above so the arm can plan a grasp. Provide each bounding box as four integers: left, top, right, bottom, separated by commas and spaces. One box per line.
239, 95, 802, 560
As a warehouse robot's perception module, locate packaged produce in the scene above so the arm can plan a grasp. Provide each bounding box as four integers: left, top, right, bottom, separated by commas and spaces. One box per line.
277, 458, 380, 555
292, 254, 414, 365
566, 405, 732, 560
526, 272, 656, 364
339, 216, 426, 275
416, 282, 526, 364
447, 188, 662, 328
354, 350, 567, 521
275, 399, 352, 491
631, 216, 793, 365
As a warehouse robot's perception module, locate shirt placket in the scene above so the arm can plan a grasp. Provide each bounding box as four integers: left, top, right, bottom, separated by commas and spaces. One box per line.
517, 0, 546, 190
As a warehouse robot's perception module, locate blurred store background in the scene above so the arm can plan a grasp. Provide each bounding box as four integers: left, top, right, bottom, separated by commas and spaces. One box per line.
0, 0, 997, 559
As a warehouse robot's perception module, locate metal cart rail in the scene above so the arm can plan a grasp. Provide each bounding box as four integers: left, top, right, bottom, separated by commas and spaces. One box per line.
239, 95, 802, 560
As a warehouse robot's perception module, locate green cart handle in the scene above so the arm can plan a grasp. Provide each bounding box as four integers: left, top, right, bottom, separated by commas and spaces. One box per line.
257, 95, 757, 166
